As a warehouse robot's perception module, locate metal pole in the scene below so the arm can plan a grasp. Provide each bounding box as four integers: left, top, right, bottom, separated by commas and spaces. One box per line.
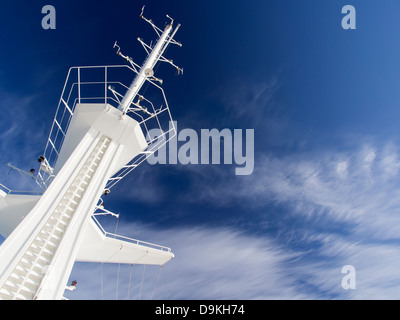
118, 23, 173, 114
78, 67, 81, 104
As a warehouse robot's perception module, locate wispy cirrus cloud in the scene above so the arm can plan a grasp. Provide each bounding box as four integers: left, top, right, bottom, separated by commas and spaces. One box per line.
219, 74, 283, 124
0, 89, 58, 197
64, 211, 400, 300
65, 222, 318, 300
150, 137, 400, 299
0, 89, 49, 190
186, 139, 400, 236
36, 122, 400, 300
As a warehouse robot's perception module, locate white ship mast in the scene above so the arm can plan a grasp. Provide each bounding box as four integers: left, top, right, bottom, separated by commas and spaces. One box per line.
118, 6, 182, 114
0, 7, 182, 300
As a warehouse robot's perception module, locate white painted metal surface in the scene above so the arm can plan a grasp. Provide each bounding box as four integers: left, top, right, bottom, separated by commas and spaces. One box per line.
0, 194, 40, 238
77, 216, 174, 265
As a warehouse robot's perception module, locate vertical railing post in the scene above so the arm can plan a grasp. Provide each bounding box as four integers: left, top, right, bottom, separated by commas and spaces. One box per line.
78, 67, 81, 104
105, 66, 107, 104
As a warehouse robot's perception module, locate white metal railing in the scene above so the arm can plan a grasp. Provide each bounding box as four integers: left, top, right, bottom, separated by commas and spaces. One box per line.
38, 64, 176, 190
0, 183, 11, 194
0, 183, 42, 196
91, 212, 171, 253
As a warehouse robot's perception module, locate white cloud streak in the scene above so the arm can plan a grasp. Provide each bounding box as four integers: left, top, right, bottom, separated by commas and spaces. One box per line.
139, 138, 400, 299
0, 89, 48, 191
65, 222, 314, 300
187, 140, 400, 240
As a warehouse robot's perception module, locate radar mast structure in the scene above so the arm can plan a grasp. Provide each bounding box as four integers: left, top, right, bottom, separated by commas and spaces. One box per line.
0, 7, 182, 300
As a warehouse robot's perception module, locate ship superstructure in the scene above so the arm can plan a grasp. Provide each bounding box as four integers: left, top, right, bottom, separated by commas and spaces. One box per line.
0, 7, 181, 300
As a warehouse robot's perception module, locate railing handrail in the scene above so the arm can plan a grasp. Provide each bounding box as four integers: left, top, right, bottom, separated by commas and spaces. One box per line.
91, 215, 171, 253
39, 64, 175, 191
0, 183, 42, 196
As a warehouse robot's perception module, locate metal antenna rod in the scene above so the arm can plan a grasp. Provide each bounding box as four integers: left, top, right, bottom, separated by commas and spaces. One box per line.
118, 18, 178, 114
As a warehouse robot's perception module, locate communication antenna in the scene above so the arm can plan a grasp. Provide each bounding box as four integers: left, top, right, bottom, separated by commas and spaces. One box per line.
115, 5, 183, 115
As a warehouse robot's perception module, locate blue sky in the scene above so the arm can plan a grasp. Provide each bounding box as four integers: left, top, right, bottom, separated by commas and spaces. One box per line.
1, 0, 400, 299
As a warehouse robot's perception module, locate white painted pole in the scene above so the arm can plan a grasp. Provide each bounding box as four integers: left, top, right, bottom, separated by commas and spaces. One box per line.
118, 23, 173, 114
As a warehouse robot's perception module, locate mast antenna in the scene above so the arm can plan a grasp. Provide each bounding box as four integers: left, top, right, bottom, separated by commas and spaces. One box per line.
115, 5, 183, 115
